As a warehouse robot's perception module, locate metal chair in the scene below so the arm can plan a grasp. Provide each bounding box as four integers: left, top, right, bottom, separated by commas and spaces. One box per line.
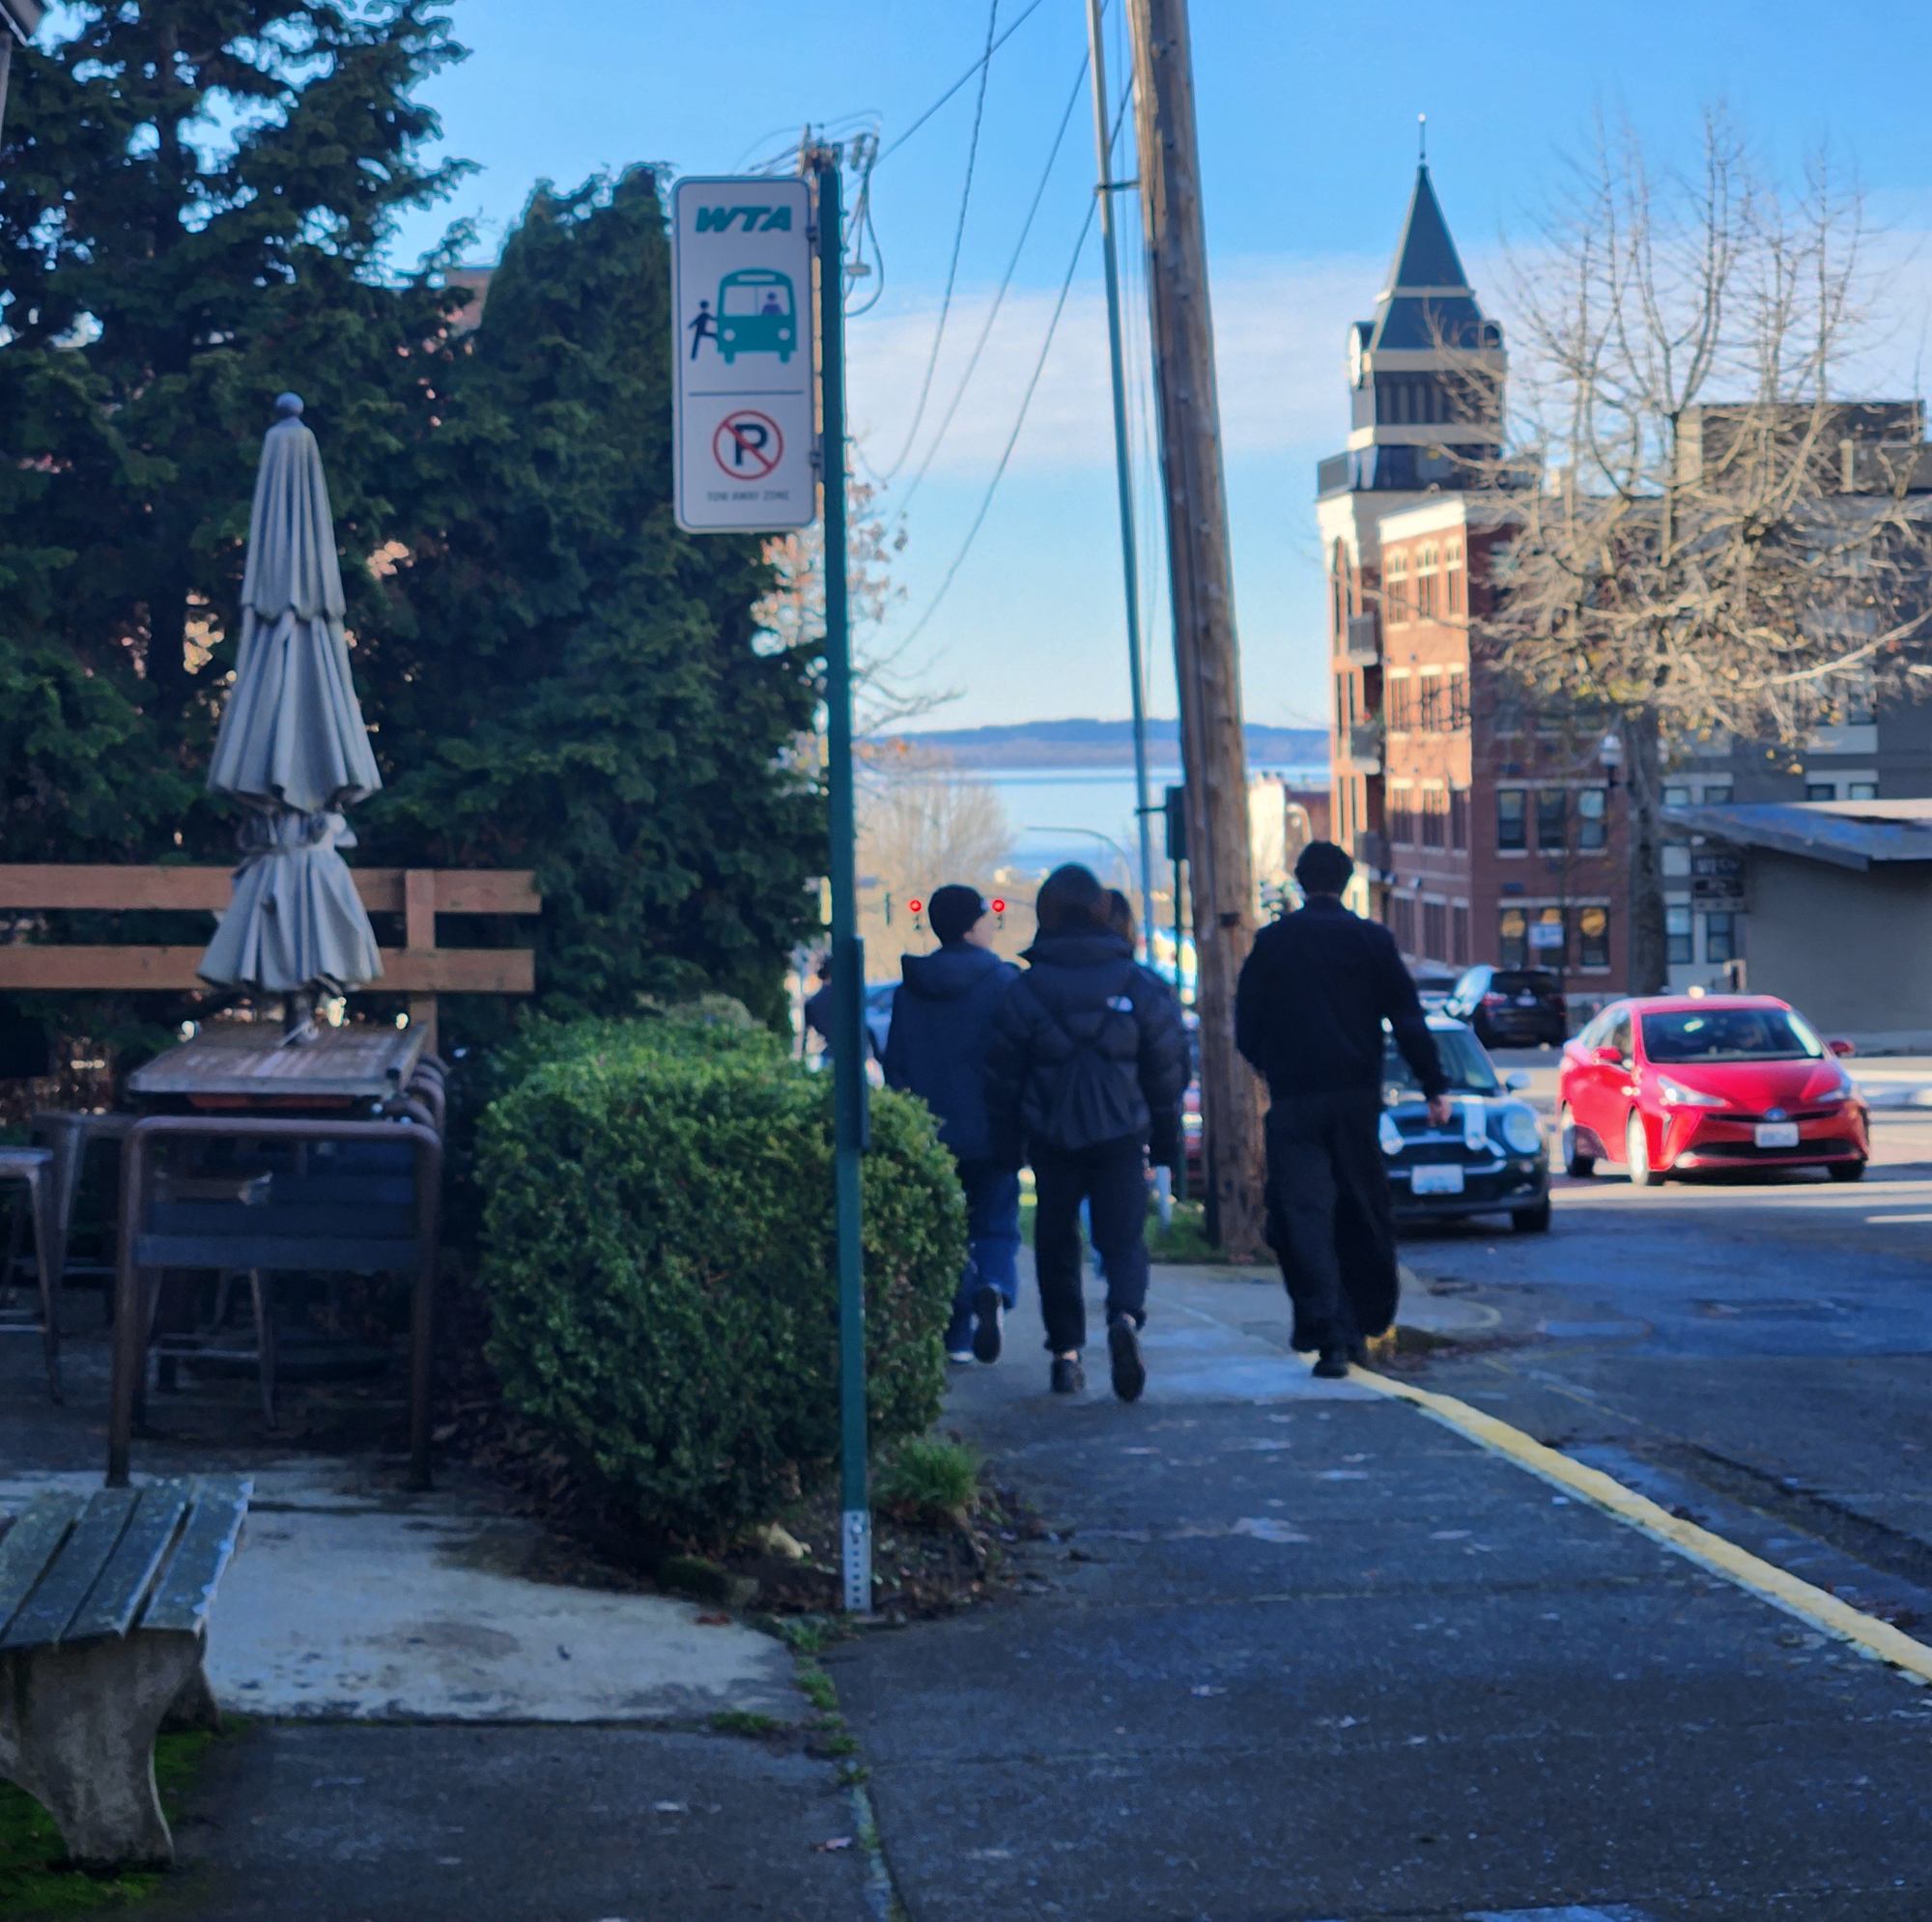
2, 1111, 136, 1317
0, 1145, 62, 1400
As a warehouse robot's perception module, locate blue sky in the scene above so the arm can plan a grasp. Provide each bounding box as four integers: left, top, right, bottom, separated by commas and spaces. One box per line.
392, 0, 1932, 730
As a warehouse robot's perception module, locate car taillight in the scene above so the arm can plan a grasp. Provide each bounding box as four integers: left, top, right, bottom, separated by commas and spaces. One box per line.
1481, 992, 1505, 1007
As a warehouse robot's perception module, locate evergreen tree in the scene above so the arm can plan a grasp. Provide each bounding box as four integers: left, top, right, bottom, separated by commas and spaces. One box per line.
0, 0, 470, 862
359, 169, 823, 1033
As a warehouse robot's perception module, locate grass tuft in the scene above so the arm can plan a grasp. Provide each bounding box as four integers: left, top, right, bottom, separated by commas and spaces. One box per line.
877, 1435, 981, 1521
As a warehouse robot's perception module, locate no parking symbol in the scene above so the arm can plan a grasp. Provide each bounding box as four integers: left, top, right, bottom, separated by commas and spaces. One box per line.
712, 409, 783, 480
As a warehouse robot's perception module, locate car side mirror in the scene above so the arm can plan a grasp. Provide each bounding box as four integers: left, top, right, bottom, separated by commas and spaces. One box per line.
1505, 1070, 1532, 1090
1591, 1045, 1623, 1066
1827, 1037, 1856, 1058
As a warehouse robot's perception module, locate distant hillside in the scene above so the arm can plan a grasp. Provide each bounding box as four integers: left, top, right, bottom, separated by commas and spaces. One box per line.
879, 718, 1328, 771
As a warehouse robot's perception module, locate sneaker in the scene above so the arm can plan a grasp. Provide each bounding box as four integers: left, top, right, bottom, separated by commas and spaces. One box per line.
1107, 1317, 1146, 1403
1312, 1347, 1350, 1380
947, 1347, 975, 1365
971, 1285, 1004, 1365
1050, 1355, 1086, 1396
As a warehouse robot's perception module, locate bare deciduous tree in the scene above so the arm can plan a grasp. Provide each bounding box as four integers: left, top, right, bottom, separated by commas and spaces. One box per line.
856, 749, 1013, 955
1474, 108, 1932, 987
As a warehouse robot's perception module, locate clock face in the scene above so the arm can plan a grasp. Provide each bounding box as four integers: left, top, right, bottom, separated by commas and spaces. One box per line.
1348, 327, 1364, 388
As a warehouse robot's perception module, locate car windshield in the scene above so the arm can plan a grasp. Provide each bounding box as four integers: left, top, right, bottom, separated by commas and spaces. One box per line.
1383, 1031, 1500, 1098
1641, 1006, 1824, 1063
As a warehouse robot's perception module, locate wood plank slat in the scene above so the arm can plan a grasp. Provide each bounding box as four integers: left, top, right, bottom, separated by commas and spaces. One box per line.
0, 1491, 87, 1639
0, 864, 538, 917
0, 1487, 139, 1650
64, 1481, 193, 1643
142, 1479, 252, 1634
0, 945, 535, 994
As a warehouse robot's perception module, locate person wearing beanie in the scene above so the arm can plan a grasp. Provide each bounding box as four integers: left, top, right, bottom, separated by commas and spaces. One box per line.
883, 884, 1022, 1363
1235, 839, 1451, 1378
982, 863, 1188, 1400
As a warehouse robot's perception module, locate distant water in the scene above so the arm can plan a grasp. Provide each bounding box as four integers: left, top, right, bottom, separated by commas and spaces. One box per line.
986, 765, 1327, 877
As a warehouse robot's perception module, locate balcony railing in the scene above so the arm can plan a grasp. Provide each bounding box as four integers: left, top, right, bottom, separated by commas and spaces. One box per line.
1343, 614, 1378, 666
1352, 831, 1389, 872
1346, 722, 1383, 773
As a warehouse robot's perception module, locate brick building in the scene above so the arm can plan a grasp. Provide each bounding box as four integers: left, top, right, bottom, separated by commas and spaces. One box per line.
1317, 162, 1633, 1000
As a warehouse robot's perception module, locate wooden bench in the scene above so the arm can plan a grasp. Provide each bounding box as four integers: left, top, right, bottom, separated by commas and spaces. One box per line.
0, 1477, 250, 1866
0, 864, 539, 1052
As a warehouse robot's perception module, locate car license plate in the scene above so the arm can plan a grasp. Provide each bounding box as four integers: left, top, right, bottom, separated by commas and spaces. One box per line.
1411, 1164, 1465, 1196
1516, 994, 1537, 1006
1755, 1122, 1800, 1148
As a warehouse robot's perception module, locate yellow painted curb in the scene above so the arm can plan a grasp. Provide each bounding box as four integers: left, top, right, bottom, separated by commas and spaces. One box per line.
1351, 1365, 1932, 1686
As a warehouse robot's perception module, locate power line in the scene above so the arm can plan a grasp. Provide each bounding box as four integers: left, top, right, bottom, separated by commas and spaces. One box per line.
874, 0, 1001, 480
877, 0, 1050, 164
894, 193, 1100, 653
893, 50, 1090, 519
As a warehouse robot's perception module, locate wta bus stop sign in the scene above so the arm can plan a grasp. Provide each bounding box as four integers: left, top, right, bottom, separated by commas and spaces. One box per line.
671, 177, 815, 532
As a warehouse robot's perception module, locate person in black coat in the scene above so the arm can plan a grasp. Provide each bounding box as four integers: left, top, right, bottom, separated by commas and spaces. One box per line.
984, 863, 1188, 1400
1235, 839, 1452, 1378
883, 886, 1021, 1364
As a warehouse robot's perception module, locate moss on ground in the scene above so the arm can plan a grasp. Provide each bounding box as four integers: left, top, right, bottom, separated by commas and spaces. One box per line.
0, 1728, 219, 1916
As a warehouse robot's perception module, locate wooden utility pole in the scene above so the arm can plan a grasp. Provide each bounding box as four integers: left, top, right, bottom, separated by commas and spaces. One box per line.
1125, 0, 1265, 1258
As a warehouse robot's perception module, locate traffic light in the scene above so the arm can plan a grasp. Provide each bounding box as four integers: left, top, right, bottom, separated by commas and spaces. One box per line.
990, 896, 1006, 929
1162, 786, 1188, 863
907, 896, 924, 931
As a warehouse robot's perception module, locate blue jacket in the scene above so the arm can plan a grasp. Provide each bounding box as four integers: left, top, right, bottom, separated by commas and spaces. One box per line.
882, 943, 1019, 1162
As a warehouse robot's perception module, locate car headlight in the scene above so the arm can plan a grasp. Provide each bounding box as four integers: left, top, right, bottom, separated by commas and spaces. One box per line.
1658, 1076, 1726, 1108
1813, 1080, 1854, 1104
1500, 1106, 1542, 1154
1378, 1112, 1404, 1156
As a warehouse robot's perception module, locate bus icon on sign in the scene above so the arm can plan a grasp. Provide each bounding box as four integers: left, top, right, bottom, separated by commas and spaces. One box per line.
716, 269, 796, 363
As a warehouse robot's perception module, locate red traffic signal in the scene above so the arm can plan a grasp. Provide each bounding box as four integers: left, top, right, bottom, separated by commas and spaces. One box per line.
907, 897, 923, 915
990, 898, 1005, 913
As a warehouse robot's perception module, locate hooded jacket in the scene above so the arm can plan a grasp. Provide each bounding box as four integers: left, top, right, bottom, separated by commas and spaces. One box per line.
882, 942, 1019, 1162
982, 929, 1188, 1166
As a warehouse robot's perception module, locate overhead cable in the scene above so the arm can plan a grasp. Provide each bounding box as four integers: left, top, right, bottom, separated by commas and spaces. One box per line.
877, 0, 1050, 164
874, 0, 1002, 480
893, 194, 1101, 653
893, 49, 1091, 519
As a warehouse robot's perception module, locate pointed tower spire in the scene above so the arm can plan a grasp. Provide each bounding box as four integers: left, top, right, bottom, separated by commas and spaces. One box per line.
1383, 160, 1471, 297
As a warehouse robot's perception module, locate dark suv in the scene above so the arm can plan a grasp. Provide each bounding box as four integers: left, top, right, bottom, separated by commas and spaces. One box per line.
1444, 965, 1569, 1048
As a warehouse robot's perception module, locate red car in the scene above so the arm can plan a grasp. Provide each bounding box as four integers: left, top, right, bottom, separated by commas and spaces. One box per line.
1557, 995, 1868, 1186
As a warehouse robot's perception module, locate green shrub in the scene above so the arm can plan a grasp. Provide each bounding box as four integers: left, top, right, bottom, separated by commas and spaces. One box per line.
477, 1016, 965, 1539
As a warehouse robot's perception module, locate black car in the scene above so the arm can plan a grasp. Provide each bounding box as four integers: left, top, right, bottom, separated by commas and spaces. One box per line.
1444, 964, 1569, 1048
1382, 1016, 1551, 1232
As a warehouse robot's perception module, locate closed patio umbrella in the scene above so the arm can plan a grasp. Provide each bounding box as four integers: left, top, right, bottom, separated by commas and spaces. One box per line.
200, 393, 383, 1031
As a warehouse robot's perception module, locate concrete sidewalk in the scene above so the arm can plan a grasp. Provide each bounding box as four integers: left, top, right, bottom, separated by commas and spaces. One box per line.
831, 1258, 1932, 1920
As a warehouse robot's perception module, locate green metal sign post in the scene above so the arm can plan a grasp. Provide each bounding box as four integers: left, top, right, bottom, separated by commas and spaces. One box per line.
812, 151, 871, 1616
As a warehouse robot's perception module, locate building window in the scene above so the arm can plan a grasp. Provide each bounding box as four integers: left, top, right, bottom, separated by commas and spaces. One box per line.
1423, 900, 1447, 960
1447, 668, 1468, 728
1662, 785, 1690, 807
1330, 541, 1350, 640
1492, 696, 1523, 737
1384, 551, 1408, 624
1536, 788, 1568, 851
1388, 787, 1415, 845
1452, 903, 1469, 965
1499, 907, 1527, 968
1666, 905, 1693, 965
1417, 672, 1438, 730
1704, 912, 1736, 964
1530, 907, 1566, 965
1421, 788, 1446, 847
1701, 782, 1732, 805
1392, 895, 1417, 952
1449, 788, 1469, 850
1850, 781, 1878, 800
1577, 785, 1607, 850
1578, 905, 1609, 970
1497, 788, 1526, 851
1416, 545, 1439, 618
1445, 540, 1464, 615
1387, 674, 1410, 731
1804, 781, 1836, 802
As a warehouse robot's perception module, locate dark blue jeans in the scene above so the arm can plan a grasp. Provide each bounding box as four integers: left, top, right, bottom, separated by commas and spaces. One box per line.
943, 1159, 1022, 1349
1032, 1138, 1149, 1355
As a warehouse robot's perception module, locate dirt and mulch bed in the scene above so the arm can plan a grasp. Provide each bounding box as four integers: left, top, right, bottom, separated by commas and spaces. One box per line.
422, 1269, 1047, 1620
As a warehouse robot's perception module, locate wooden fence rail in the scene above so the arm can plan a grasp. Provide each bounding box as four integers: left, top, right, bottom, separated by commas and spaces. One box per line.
0, 865, 540, 1049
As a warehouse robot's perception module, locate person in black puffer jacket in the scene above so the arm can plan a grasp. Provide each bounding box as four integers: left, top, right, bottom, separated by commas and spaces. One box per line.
883, 885, 1022, 1366
984, 863, 1187, 1400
